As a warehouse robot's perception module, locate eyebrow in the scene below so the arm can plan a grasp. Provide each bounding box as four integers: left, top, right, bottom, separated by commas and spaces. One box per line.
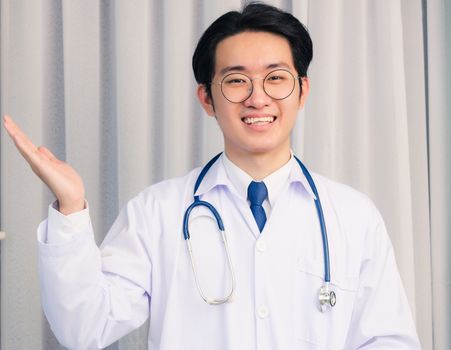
219, 62, 292, 76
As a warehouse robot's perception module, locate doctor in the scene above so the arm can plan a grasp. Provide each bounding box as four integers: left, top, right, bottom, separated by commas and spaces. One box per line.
3, 2, 421, 350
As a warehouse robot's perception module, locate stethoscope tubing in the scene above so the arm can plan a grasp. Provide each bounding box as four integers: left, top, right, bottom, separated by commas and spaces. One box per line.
182, 152, 223, 240
294, 156, 331, 283
182, 152, 332, 307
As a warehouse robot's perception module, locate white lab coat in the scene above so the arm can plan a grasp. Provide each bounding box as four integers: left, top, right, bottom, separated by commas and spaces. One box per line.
37, 155, 421, 349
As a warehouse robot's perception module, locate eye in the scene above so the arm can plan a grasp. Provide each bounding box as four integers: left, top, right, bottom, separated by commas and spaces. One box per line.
225, 78, 247, 85
222, 73, 250, 87
266, 74, 286, 82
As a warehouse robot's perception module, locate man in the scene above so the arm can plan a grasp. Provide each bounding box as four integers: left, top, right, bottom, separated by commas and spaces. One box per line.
3, 3, 420, 349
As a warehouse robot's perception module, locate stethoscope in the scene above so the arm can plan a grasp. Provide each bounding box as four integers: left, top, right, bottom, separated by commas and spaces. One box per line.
183, 153, 336, 312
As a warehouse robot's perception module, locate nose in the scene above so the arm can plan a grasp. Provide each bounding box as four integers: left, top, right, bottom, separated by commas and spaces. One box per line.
243, 78, 272, 109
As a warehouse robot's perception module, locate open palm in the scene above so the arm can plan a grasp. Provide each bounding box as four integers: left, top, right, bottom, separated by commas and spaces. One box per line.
3, 115, 85, 215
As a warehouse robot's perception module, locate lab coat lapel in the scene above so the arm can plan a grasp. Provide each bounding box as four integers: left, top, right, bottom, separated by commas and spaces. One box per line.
194, 155, 261, 240
261, 160, 317, 238
223, 189, 261, 239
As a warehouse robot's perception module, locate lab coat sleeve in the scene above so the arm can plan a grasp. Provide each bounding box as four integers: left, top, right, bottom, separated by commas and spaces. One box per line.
343, 207, 421, 349
37, 195, 152, 350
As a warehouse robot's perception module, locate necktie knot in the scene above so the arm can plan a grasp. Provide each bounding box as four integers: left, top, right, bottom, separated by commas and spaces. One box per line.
247, 181, 268, 232
247, 181, 268, 206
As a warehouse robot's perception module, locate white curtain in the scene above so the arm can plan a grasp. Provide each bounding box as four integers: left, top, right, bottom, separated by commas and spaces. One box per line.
0, 0, 448, 349
425, 0, 451, 349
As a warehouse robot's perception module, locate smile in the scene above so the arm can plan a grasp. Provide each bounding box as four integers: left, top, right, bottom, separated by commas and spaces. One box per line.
242, 116, 276, 125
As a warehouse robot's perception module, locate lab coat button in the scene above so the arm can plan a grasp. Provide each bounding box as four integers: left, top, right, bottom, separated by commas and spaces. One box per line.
257, 305, 269, 318
256, 240, 267, 252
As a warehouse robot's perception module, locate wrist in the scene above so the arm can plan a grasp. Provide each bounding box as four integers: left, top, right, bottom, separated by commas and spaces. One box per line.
58, 198, 85, 215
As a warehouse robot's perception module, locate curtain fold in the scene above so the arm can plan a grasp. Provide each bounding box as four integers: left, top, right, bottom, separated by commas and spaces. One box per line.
1, 1, 46, 349
400, 0, 433, 347
1, 0, 447, 348
426, 0, 451, 348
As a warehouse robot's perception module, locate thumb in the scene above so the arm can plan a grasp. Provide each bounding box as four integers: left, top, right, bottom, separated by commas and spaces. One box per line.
38, 146, 62, 163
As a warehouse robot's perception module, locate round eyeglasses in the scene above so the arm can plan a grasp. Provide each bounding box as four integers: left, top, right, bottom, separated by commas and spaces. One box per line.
210, 69, 300, 103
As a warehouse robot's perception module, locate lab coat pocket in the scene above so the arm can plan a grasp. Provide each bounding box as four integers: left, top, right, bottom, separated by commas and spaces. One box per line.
294, 256, 359, 349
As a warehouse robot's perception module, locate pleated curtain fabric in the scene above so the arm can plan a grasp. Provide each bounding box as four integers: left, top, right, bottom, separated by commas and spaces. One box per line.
0, 0, 449, 349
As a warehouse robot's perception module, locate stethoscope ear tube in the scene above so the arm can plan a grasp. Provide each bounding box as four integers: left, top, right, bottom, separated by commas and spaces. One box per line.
183, 199, 235, 305
183, 199, 225, 240
182, 153, 235, 305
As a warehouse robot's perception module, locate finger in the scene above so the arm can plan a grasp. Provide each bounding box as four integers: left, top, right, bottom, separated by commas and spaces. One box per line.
3, 115, 41, 165
38, 146, 62, 164
3, 115, 22, 138
4, 116, 34, 145
4, 116, 36, 148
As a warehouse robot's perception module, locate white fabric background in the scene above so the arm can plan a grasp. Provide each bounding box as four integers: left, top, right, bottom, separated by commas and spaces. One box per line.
0, 0, 449, 349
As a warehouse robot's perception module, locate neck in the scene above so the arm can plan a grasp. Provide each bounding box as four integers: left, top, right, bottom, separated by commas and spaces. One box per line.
225, 147, 292, 180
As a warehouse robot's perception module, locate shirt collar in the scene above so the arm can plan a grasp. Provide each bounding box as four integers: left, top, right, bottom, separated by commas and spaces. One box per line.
222, 152, 316, 204
193, 152, 316, 201
221, 153, 253, 201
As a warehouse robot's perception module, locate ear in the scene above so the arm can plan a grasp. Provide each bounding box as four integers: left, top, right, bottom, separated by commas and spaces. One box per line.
298, 77, 310, 109
197, 84, 215, 116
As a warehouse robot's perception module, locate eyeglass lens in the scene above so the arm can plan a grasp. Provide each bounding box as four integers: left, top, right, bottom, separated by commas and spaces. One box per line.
220, 69, 297, 103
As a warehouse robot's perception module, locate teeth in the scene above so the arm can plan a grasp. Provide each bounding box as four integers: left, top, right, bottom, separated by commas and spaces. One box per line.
243, 116, 275, 125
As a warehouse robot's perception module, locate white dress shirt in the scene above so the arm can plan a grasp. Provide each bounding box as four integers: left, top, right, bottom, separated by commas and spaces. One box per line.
222, 152, 295, 218
37, 153, 421, 349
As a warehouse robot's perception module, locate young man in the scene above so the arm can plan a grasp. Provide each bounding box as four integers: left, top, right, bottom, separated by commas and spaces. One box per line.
3, 3, 421, 349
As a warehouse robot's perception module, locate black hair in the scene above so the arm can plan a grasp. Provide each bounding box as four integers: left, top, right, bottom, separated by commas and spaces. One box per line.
192, 2, 313, 98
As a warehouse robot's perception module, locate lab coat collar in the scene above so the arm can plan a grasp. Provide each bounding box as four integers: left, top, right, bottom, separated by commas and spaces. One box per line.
194, 153, 231, 198
221, 152, 304, 206
194, 153, 316, 201
288, 158, 317, 200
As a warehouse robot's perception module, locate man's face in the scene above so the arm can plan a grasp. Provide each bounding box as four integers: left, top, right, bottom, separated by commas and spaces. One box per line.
198, 31, 309, 161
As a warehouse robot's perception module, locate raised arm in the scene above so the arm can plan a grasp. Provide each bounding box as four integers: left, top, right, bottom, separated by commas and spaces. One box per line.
4, 115, 151, 348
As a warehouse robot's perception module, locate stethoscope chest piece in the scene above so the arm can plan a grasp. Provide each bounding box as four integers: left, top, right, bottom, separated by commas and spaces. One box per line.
318, 283, 336, 312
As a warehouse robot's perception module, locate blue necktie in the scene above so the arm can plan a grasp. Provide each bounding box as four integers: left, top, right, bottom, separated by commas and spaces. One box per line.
247, 181, 268, 232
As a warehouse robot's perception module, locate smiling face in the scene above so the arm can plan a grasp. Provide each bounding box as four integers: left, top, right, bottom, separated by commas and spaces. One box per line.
197, 31, 309, 167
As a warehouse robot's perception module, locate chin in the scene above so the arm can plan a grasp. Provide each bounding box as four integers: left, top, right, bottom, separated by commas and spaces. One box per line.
245, 143, 282, 156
